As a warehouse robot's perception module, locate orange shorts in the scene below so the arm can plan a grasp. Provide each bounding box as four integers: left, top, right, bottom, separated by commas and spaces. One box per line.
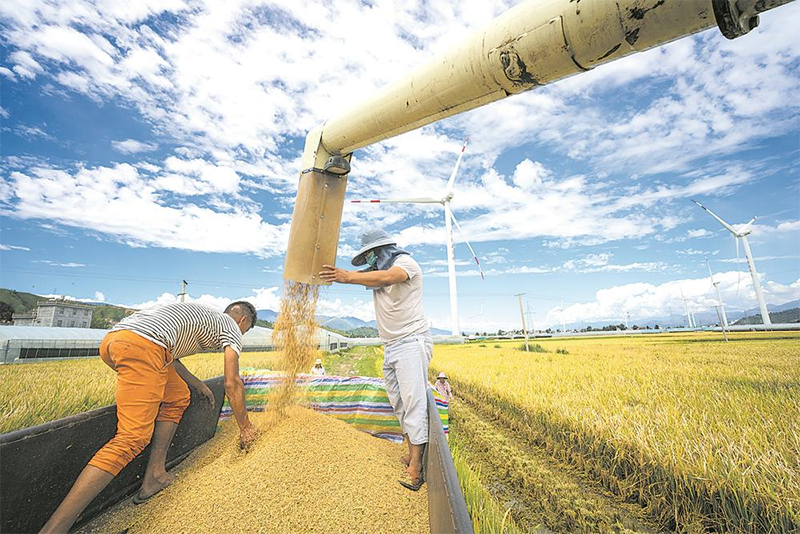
88, 330, 190, 476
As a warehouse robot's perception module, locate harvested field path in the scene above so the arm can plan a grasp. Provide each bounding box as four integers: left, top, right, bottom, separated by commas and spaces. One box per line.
450, 394, 661, 534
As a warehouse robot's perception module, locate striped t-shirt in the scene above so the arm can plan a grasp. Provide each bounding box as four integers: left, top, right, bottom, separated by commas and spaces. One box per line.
112, 302, 243, 359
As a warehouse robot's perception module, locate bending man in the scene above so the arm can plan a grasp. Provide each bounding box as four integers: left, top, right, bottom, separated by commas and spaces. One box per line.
41, 301, 259, 534
320, 229, 432, 491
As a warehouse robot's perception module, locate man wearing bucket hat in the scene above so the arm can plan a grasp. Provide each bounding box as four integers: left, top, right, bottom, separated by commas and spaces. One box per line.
435, 372, 452, 402
320, 229, 431, 491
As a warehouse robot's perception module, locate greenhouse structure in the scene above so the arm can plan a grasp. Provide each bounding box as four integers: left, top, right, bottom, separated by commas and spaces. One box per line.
0, 325, 351, 364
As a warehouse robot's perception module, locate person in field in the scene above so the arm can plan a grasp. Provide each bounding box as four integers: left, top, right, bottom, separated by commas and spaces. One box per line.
311, 358, 326, 376
40, 301, 259, 534
320, 228, 431, 491
435, 372, 453, 401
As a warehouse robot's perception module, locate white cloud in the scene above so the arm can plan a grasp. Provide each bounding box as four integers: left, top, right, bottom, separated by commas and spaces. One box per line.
776, 220, 800, 233
34, 259, 86, 267
124, 285, 375, 323
0, 0, 797, 260
0, 243, 30, 251
686, 228, 713, 239
112, 139, 158, 154
6, 163, 288, 257
544, 273, 800, 328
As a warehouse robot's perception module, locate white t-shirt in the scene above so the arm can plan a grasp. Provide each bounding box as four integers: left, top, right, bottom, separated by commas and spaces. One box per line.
373, 255, 428, 344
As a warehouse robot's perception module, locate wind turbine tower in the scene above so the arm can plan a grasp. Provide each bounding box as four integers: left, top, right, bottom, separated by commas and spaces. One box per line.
680, 287, 695, 328
351, 140, 485, 336
705, 256, 729, 328
692, 200, 770, 325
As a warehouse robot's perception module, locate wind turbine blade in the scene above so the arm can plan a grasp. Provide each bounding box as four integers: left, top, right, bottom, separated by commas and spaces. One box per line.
691, 199, 738, 235
449, 211, 486, 280
350, 197, 441, 204
445, 139, 469, 194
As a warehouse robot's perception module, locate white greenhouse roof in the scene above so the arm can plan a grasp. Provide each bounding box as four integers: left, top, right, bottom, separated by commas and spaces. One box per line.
0, 325, 348, 345
0, 326, 108, 342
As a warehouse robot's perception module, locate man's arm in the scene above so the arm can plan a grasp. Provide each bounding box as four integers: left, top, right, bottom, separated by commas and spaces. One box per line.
319, 265, 408, 288
223, 346, 258, 447
173, 359, 215, 409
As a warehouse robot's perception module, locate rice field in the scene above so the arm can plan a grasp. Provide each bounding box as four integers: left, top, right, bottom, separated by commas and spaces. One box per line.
0, 351, 280, 433
2, 331, 798, 533
432, 332, 800, 533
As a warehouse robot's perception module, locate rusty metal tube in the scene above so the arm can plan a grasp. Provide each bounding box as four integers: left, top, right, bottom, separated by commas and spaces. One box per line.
283, 0, 792, 284
319, 0, 790, 156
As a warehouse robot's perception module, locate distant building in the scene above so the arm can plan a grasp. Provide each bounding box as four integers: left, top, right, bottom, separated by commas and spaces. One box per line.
12, 300, 94, 328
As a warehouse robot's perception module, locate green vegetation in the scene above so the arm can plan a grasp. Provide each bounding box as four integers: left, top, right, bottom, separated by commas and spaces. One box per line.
0, 288, 46, 314
433, 332, 800, 533
89, 304, 136, 328
516, 343, 547, 353
735, 307, 799, 325
0, 287, 135, 328
322, 346, 383, 377
450, 438, 525, 534
319, 325, 380, 338
450, 401, 653, 533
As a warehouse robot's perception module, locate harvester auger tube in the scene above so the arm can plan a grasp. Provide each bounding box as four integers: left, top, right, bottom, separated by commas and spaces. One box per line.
282, 0, 792, 285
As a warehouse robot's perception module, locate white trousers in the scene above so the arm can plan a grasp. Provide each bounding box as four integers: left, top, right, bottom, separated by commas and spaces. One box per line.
383, 331, 433, 445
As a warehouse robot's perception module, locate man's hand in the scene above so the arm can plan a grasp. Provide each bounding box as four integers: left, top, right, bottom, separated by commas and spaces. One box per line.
320, 265, 352, 284
196, 382, 215, 411
239, 420, 259, 450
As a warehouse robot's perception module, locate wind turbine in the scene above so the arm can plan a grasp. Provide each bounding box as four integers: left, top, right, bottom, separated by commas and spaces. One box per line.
692, 200, 771, 325
350, 140, 485, 336
680, 287, 695, 328
705, 256, 729, 328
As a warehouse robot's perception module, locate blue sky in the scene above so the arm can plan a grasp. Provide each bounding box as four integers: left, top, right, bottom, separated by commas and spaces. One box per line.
1, 0, 799, 332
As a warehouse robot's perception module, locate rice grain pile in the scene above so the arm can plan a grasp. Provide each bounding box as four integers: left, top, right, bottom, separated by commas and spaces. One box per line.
79, 406, 429, 534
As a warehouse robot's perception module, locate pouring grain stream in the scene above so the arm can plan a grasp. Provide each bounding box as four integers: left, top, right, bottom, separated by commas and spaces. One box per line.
267, 281, 321, 419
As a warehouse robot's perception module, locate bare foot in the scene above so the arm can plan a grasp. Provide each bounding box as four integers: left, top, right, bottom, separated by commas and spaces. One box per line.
400, 453, 410, 466
138, 471, 175, 500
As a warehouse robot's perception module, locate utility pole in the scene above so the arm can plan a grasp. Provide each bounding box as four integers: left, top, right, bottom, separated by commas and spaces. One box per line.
560, 298, 566, 333
179, 280, 188, 303
516, 294, 530, 352
527, 302, 536, 339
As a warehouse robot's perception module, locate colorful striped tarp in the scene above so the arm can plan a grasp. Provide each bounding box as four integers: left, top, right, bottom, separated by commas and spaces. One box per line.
220, 369, 449, 443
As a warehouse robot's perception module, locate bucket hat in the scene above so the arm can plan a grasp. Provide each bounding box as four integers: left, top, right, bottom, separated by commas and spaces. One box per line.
351, 229, 396, 266
437, 372, 447, 379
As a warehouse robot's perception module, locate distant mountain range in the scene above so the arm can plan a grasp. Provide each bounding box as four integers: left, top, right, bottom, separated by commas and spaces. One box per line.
256, 309, 450, 336
558, 299, 800, 331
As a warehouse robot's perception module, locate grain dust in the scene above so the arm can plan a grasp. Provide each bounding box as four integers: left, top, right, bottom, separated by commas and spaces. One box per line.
268, 281, 320, 417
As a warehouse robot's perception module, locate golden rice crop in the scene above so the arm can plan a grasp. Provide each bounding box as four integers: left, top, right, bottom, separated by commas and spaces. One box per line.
0, 351, 280, 434
77, 405, 428, 534
432, 332, 800, 533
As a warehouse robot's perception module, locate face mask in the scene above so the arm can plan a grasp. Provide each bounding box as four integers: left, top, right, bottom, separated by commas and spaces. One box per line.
366, 251, 377, 267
